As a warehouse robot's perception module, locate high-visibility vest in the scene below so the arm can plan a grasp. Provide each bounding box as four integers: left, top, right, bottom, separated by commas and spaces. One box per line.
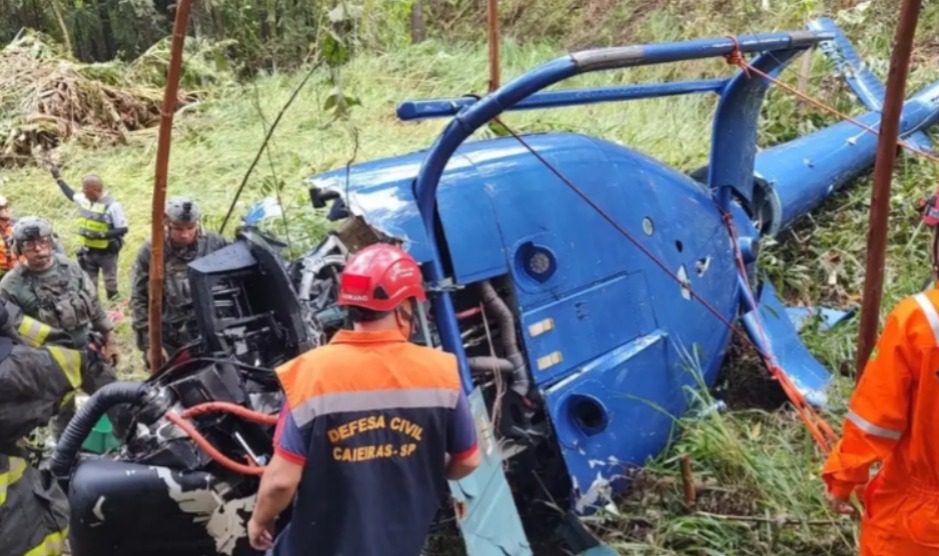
0, 222, 14, 272
76, 194, 112, 250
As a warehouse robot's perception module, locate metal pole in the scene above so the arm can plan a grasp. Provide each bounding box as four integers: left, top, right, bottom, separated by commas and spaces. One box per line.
149, 0, 193, 373
487, 0, 500, 92
856, 0, 922, 378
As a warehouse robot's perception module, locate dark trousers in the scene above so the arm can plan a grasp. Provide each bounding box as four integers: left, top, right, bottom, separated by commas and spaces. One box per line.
79, 248, 119, 299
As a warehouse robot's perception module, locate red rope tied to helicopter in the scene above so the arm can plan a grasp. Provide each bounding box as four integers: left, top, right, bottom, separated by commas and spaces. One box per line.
493, 114, 839, 454
723, 41, 939, 166
718, 210, 838, 453
724, 36, 750, 78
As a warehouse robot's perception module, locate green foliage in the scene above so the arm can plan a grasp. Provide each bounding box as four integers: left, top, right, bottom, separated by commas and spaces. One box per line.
0, 0, 428, 73
129, 37, 238, 89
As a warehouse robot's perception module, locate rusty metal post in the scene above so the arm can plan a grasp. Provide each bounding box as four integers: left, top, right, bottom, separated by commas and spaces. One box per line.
856, 0, 922, 379
487, 0, 500, 92
150, 0, 193, 373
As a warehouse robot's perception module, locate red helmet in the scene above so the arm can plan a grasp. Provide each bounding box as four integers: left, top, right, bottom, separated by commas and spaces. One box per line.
338, 244, 426, 312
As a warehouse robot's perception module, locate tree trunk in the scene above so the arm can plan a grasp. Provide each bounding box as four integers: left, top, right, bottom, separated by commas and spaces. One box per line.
93, 0, 115, 60
48, 0, 73, 56
411, 0, 426, 44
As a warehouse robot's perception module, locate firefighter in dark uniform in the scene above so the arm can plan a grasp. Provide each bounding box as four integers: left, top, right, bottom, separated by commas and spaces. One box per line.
0, 301, 115, 556
130, 196, 227, 360
50, 167, 129, 300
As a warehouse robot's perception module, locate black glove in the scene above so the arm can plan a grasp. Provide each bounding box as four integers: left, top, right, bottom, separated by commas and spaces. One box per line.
50, 164, 61, 180
82, 342, 118, 394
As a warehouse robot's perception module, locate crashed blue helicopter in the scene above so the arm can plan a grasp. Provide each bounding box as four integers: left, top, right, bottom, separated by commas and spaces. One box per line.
56, 18, 939, 556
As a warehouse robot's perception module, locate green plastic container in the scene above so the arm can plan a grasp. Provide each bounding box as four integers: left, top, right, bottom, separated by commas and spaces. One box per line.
81, 415, 121, 453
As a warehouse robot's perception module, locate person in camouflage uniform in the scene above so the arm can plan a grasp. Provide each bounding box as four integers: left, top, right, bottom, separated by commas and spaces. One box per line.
131, 197, 227, 361
0, 301, 116, 556
0, 217, 117, 437
0, 217, 115, 351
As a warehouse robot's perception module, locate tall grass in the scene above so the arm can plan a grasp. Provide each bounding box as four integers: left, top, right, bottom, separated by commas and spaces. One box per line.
595, 371, 858, 554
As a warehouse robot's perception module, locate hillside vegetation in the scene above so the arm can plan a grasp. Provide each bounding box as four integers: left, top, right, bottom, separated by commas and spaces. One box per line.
2, 1, 939, 553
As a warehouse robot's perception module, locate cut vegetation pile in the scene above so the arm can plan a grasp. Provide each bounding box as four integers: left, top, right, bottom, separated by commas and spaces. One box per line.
0, 32, 165, 165
0, 31, 234, 167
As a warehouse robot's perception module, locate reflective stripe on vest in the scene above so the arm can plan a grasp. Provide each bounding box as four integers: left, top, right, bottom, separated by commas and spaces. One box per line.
914, 293, 939, 346
17, 316, 51, 347
77, 196, 111, 249
24, 528, 69, 556
46, 346, 82, 389
846, 408, 903, 440
0, 456, 27, 506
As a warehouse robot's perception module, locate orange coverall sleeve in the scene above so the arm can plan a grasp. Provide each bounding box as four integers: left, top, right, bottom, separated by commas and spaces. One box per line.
822, 307, 915, 499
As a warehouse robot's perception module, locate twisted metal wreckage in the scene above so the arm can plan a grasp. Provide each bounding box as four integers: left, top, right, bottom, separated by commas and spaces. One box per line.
49, 18, 939, 556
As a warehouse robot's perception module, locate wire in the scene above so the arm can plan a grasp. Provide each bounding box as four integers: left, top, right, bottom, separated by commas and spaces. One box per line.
725, 46, 939, 165
492, 114, 838, 453
220, 59, 324, 234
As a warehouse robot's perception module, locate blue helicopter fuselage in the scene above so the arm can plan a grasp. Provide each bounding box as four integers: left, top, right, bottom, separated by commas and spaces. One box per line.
307, 23, 939, 555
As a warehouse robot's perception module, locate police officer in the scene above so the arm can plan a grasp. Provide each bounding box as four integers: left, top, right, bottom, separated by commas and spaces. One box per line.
0, 217, 115, 353
0, 300, 118, 556
130, 197, 227, 360
50, 167, 129, 300
0, 195, 15, 277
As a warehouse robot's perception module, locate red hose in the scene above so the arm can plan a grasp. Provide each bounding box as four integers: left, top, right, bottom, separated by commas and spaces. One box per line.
180, 402, 278, 425
165, 412, 265, 476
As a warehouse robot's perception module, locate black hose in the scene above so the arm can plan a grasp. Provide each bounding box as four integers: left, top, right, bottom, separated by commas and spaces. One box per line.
479, 281, 531, 396
51, 382, 148, 479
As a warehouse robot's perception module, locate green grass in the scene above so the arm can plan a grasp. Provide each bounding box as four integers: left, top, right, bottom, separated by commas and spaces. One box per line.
3, 1, 939, 551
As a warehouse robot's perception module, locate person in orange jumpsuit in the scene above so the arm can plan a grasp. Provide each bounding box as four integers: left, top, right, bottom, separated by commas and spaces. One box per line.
0, 196, 15, 276
822, 194, 939, 555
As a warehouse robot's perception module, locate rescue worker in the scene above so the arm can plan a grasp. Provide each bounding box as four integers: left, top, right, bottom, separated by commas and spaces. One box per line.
248, 243, 481, 556
0, 195, 16, 276
50, 166, 128, 300
0, 216, 117, 437
130, 196, 227, 360
0, 217, 115, 351
0, 301, 114, 555
822, 194, 939, 554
